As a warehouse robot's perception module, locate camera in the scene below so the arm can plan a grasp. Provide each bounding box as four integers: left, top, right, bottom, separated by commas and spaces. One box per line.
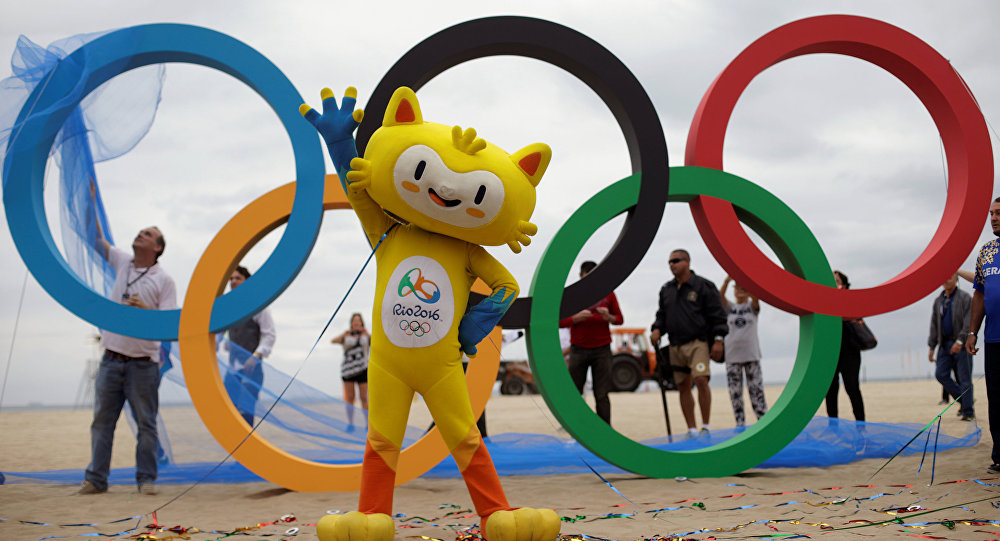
121, 293, 131, 300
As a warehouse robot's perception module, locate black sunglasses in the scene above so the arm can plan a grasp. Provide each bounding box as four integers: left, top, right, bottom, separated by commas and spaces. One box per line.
668, 258, 687, 264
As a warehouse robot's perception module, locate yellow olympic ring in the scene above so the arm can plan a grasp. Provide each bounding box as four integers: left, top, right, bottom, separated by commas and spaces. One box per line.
178, 174, 500, 492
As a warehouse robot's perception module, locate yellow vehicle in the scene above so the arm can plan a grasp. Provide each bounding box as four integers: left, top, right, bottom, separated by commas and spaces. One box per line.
497, 328, 675, 395
497, 360, 537, 395
609, 328, 676, 392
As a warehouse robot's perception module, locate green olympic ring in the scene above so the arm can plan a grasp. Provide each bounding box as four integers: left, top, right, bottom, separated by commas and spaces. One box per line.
526, 166, 842, 478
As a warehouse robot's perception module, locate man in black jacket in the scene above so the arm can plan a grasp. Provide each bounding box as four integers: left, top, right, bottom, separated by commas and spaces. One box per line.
929, 272, 975, 421
651, 250, 728, 436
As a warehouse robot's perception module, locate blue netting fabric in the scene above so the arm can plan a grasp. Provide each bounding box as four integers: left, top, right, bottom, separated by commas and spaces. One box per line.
425, 417, 980, 477
0, 31, 165, 295
150, 338, 419, 466
2, 416, 979, 484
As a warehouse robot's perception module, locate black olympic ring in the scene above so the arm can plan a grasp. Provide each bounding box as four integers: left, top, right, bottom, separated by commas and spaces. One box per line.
356, 16, 670, 328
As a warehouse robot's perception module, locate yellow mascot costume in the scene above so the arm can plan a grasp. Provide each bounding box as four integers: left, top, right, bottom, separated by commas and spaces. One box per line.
301, 86, 561, 541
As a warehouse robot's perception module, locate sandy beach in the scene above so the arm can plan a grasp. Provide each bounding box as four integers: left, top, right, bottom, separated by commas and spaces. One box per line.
2, 379, 998, 540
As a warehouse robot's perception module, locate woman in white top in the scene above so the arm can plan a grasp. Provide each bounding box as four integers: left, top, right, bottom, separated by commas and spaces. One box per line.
332, 313, 370, 425
720, 276, 767, 427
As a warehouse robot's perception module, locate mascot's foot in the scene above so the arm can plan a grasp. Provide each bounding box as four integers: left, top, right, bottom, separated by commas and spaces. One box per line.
316, 511, 394, 541
484, 507, 560, 541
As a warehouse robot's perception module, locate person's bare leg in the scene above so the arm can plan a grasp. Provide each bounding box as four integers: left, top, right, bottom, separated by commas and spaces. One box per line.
694, 376, 711, 426
344, 381, 357, 425
678, 378, 696, 429
359, 382, 369, 410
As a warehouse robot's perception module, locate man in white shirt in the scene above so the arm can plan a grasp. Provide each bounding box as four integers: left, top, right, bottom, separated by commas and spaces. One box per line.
79, 225, 177, 496
222, 265, 276, 427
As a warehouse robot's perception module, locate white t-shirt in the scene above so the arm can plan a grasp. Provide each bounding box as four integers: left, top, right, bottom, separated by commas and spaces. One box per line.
724, 300, 761, 364
100, 246, 178, 360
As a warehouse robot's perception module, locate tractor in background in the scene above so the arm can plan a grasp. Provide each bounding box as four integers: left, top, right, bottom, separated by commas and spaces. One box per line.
609, 328, 676, 392
497, 328, 675, 395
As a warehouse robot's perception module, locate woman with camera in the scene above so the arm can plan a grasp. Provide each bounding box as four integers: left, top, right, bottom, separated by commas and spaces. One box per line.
332, 313, 370, 425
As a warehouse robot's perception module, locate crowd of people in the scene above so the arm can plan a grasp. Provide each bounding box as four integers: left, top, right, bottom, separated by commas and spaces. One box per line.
74, 197, 1000, 496
560, 226, 998, 476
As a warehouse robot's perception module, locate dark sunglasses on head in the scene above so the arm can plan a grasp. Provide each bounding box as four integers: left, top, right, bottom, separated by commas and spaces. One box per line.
668, 258, 687, 264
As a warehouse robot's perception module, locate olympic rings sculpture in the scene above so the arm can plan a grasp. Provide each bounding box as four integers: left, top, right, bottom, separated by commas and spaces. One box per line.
2, 14, 991, 486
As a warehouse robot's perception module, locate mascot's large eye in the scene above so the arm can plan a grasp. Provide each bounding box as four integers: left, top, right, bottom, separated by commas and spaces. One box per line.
474, 185, 487, 205
414, 160, 426, 181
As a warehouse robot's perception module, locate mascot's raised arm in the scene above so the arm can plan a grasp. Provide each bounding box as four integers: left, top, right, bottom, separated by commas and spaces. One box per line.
300, 86, 558, 541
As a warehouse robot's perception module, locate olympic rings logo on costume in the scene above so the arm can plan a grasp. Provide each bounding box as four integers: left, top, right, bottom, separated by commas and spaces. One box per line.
398, 319, 432, 337
2, 14, 990, 486
398, 267, 441, 304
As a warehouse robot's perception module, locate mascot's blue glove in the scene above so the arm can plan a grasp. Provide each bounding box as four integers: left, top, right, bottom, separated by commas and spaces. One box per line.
299, 87, 364, 186
458, 287, 515, 357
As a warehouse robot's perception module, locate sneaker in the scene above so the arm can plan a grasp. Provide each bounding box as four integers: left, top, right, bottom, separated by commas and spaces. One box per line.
938, 399, 948, 405
987, 463, 1000, 474
960, 415, 976, 422
138, 482, 159, 495
77, 480, 106, 495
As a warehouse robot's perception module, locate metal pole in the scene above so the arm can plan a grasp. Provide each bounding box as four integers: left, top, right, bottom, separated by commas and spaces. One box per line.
655, 348, 672, 437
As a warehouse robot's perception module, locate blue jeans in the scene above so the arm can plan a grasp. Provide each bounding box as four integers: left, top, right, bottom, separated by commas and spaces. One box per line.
84, 351, 159, 490
224, 351, 264, 427
986, 343, 1000, 464
935, 340, 974, 417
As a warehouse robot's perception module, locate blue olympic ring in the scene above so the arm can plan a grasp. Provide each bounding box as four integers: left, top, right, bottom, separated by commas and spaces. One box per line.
1, 24, 325, 340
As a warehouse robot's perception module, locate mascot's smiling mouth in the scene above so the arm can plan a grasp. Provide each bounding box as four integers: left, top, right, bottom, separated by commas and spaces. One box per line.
428, 188, 462, 208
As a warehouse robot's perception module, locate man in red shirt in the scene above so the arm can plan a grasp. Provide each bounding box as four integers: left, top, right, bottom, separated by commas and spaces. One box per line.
559, 261, 624, 425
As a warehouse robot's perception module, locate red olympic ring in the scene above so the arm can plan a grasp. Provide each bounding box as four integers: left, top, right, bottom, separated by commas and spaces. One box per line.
685, 15, 992, 317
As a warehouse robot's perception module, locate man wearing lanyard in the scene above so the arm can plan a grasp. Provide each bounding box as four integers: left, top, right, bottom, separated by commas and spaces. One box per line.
79, 220, 177, 495
928, 273, 974, 421
967, 197, 1000, 474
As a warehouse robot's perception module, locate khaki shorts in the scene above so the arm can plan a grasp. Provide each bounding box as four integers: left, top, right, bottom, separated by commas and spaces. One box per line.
669, 339, 711, 383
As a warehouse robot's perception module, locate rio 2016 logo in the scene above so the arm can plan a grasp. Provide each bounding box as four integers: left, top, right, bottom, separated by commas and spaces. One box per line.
392, 267, 442, 340
2, 15, 989, 491
382, 256, 454, 349
398, 267, 440, 304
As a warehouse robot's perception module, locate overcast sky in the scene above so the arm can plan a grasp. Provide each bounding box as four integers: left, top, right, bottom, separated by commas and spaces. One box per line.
1, 0, 999, 408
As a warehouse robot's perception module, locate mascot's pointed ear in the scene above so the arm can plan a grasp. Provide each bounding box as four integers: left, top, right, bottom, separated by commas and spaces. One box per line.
510, 143, 551, 187
382, 87, 424, 127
